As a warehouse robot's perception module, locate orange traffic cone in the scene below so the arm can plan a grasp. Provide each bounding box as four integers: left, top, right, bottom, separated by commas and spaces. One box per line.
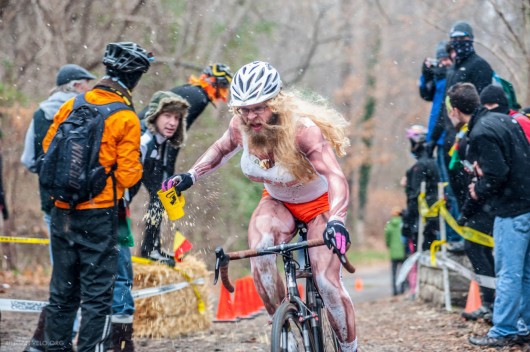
297, 284, 305, 301
214, 284, 238, 322
247, 276, 265, 313
464, 280, 482, 313
354, 278, 364, 291
234, 277, 253, 319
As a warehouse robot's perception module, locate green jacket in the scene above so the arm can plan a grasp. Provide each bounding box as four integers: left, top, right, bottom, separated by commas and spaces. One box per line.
384, 216, 405, 260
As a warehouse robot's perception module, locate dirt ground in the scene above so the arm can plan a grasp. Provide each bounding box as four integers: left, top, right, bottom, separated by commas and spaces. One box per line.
1, 282, 529, 352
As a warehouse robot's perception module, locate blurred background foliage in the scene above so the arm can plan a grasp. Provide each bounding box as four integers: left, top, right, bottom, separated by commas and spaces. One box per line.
0, 0, 529, 271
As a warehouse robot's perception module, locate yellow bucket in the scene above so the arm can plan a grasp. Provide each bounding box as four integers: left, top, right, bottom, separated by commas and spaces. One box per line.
157, 188, 185, 221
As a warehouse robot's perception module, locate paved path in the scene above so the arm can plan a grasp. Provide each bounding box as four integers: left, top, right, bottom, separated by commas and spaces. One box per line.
344, 262, 393, 303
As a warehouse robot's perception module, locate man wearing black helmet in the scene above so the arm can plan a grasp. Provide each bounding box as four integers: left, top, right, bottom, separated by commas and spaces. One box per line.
42, 42, 152, 352
21, 64, 95, 352
134, 63, 233, 264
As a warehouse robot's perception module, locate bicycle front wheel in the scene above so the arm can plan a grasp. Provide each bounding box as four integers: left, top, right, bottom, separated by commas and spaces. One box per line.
317, 303, 339, 352
271, 302, 314, 352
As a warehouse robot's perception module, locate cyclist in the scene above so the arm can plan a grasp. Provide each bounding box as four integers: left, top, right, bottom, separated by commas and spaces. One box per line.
163, 61, 358, 351
135, 63, 233, 264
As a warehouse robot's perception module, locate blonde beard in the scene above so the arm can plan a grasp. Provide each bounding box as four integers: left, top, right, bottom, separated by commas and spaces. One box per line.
240, 116, 279, 150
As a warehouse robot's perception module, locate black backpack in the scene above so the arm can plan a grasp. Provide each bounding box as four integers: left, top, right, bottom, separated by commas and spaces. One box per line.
39, 94, 132, 207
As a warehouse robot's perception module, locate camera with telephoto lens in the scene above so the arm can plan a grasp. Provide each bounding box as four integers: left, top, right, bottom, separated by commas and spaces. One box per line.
426, 58, 439, 67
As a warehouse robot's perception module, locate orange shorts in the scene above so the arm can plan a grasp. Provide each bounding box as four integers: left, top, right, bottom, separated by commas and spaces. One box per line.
262, 189, 329, 223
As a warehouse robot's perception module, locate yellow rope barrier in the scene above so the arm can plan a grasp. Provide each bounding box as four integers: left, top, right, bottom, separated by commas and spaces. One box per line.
429, 240, 446, 266
418, 192, 494, 248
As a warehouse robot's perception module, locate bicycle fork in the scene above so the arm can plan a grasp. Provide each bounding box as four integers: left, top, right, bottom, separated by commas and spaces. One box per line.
284, 255, 314, 351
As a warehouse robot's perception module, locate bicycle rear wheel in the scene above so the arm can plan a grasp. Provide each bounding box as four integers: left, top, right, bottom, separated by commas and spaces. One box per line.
316, 300, 339, 351
271, 302, 314, 352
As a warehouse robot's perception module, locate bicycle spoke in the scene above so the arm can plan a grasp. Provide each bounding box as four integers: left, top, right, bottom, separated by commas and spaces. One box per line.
317, 304, 339, 352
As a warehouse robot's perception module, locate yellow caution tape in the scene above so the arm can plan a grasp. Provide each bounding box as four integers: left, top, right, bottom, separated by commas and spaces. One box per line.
430, 239, 446, 266
439, 206, 494, 247
0, 236, 49, 245
2, 238, 208, 312
417, 193, 494, 248
131, 255, 206, 314
131, 256, 152, 265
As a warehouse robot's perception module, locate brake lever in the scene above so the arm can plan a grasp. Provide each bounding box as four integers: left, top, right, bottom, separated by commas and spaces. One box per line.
214, 246, 229, 285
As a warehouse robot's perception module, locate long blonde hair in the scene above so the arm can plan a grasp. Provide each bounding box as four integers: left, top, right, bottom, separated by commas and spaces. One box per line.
266, 90, 350, 182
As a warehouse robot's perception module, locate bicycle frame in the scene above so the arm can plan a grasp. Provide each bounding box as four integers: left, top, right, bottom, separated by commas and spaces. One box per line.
284, 226, 337, 352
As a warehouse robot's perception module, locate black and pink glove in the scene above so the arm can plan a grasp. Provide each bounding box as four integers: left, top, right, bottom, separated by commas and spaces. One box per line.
323, 220, 350, 256
161, 173, 194, 194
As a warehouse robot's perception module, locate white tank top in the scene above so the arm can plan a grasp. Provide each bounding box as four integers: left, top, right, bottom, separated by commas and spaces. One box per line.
240, 137, 328, 204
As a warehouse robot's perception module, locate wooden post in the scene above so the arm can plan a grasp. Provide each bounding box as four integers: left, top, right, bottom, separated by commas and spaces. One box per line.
415, 182, 426, 299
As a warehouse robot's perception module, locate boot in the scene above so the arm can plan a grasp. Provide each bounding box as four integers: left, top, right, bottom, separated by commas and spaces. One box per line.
146, 249, 175, 267
111, 323, 135, 352
461, 305, 492, 321
24, 309, 46, 352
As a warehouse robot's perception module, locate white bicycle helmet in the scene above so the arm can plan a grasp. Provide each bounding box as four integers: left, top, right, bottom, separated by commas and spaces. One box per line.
229, 61, 282, 107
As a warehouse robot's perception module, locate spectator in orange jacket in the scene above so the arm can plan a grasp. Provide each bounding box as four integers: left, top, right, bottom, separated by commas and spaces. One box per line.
42, 42, 151, 352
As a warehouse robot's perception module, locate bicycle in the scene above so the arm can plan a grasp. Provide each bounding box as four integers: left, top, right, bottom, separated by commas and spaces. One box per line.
214, 221, 356, 352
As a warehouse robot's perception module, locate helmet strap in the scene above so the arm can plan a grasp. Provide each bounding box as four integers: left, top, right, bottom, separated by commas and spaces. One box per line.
96, 77, 134, 107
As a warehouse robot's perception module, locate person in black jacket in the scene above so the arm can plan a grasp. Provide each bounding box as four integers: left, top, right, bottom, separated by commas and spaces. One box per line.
428, 21, 493, 234
445, 82, 496, 322
135, 63, 233, 263
452, 85, 530, 347
402, 125, 440, 252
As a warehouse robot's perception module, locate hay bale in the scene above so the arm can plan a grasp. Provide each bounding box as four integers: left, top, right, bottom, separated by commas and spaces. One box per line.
133, 255, 213, 338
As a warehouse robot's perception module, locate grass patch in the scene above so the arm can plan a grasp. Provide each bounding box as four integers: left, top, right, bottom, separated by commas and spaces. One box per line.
346, 249, 389, 266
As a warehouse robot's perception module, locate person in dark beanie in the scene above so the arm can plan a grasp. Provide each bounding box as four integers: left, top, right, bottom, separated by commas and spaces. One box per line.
42, 42, 152, 352
461, 83, 530, 347
427, 21, 493, 251
479, 84, 510, 114
135, 63, 233, 263
446, 84, 530, 347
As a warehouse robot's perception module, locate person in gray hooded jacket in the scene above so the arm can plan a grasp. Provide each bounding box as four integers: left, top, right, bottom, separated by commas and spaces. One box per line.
21, 64, 95, 226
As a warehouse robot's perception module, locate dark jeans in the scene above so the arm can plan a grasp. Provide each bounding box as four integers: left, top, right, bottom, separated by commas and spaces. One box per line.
45, 207, 118, 352
464, 239, 495, 306
421, 218, 439, 252
391, 259, 405, 295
